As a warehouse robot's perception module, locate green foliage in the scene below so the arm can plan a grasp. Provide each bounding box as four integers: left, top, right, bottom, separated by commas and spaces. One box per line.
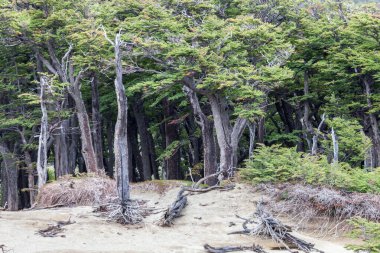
47, 166, 56, 182
347, 217, 380, 252
241, 144, 380, 193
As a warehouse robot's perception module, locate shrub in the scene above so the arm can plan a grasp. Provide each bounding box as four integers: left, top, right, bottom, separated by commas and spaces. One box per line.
240, 144, 380, 193
347, 218, 380, 252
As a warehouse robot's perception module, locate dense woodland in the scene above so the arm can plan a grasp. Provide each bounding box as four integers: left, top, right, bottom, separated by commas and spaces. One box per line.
0, 0, 380, 214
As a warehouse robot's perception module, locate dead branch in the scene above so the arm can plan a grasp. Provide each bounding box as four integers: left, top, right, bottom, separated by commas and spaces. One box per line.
184, 184, 235, 194
36, 218, 75, 237
160, 188, 187, 226
193, 170, 225, 188
232, 202, 323, 253
204, 244, 268, 253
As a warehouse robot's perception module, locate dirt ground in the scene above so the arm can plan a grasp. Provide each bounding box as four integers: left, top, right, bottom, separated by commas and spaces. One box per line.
0, 184, 356, 253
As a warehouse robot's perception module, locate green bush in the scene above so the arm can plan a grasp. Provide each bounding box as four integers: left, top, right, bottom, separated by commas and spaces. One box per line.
240, 144, 380, 193
347, 217, 380, 252
47, 166, 55, 182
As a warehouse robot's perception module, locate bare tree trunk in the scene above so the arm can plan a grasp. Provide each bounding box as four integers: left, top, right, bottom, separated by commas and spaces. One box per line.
311, 113, 326, 156
68, 115, 79, 175
208, 94, 247, 173
54, 121, 69, 178
36, 76, 49, 188
69, 84, 99, 173
208, 94, 233, 173
0, 143, 18, 211
183, 86, 217, 185
91, 73, 105, 171
112, 32, 130, 202
331, 127, 339, 164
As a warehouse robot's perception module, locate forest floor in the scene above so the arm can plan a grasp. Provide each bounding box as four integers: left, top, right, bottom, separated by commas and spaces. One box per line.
0, 183, 358, 253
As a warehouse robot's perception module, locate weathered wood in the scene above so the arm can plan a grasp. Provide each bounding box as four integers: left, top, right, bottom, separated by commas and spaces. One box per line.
160, 188, 187, 226
204, 244, 268, 253
232, 202, 323, 253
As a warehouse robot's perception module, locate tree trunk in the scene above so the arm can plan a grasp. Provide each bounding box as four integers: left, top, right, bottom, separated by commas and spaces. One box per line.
69, 85, 99, 173
248, 122, 256, 158
91, 73, 105, 171
0, 143, 19, 211
113, 32, 130, 203
128, 111, 142, 182
363, 76, 380, 168
331, 127, 339, 164
302, 71, 314, 151
183, 86, 217, 185
132, 95, 155, 180
106, 120, 115, 177
208, 94, 247, 174
208, 94, 233, 173
36, 75, 49, 188
163, 98, 181, 180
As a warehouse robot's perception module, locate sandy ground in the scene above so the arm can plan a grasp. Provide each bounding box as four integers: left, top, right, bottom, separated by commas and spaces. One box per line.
0, 184, 356, 253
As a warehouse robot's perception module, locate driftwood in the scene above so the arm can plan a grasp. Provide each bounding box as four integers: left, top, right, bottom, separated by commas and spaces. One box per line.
36, 218, 75, 237
204, 244, 268, 253
160, 188, 187, 226
232, 203, 323, 253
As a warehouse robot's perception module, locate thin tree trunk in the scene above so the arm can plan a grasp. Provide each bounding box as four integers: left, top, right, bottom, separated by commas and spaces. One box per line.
363, 76, 380, 168
302, 71, 313, 151
331, 127, 339, 164
69, 85, 99, 173
248, 122, 256, 158
112, 32, 130, 202
183, 86, 217, 185
132, 95, 154, 180
36, 75, 49, 188
163, 98, 181, 180
91, 73, 105, 171
106, 120, 115, 177
208, 94, 233, 173
0, 143, 18, 211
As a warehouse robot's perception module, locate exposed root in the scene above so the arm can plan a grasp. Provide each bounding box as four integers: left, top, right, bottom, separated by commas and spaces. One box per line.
204, 243, 268, 253
96, 198, 148, 225
232, 202, 323, 253
36, 218, 75, 237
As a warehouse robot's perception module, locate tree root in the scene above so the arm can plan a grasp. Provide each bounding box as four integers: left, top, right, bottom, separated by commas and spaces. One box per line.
204, 244, 268, 253
232, 202, 324, 253
97, 199, 146, 225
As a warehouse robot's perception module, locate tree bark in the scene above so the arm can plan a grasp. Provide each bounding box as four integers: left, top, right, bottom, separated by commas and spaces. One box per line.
112, 32, 130, 202
68, 84, 99, 173
0, 143, 19, 211
36, 75, 49, 188
208, 94, 247, 173
183, 86, 217, 185
91, 73, 105, 171
248, 122, 256, 158
132, 94, 155, 180
163, 98, 181, 180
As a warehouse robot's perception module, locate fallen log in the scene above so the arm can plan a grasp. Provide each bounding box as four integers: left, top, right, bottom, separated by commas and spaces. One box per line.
160, 188, 187, 226
232, 202, 323, 253
204, 244, 268, 253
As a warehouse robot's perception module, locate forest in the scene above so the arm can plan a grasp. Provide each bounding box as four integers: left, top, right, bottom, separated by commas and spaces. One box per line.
0, 0, 380, 252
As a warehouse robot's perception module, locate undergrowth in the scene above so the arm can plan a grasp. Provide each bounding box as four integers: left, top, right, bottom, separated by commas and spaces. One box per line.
240, 144, 380, 193
347, 218, 380, 252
